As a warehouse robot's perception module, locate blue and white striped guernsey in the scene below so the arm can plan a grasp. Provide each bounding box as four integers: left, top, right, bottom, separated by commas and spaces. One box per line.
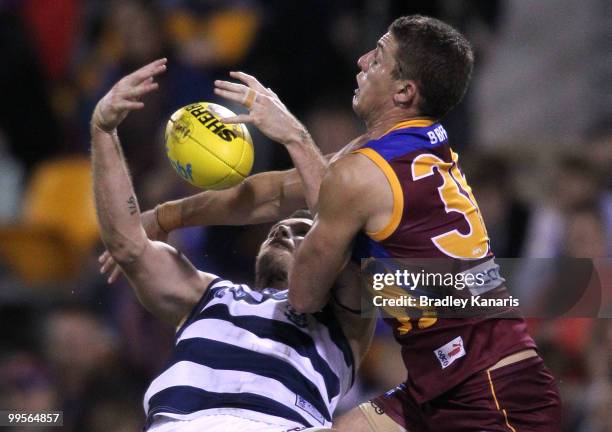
143, 278, 355, 430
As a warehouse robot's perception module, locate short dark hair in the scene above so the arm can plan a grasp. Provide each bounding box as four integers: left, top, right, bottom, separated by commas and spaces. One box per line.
389, 15, 474, 119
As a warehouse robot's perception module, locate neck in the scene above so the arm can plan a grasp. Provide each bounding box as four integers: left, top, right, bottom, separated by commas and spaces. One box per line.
363, 107, 424, 139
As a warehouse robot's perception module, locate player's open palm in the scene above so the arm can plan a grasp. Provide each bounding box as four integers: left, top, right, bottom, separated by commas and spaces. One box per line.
213, 71, 308, 146
92, 58, 167, 131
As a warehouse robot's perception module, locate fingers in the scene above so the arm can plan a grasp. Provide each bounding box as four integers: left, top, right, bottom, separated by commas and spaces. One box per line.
222, 114, 253, 124
267, 87, 279, 98
99, 250, 110, 263
112, 61, 163, 107
214, 79, 247, 94
99, 252, 115, 274
229, 71, 268, 93
213, 79, 251, 106
130, 78, 159, 99
93, 59, 166, 132
214, 75, 278, 111
214, 86, 248, 106
98, 251, 122, 284
108, 266, 122, 284
120, 68, 161, 103
127, 58, 167, 86
115, 100, 145, 111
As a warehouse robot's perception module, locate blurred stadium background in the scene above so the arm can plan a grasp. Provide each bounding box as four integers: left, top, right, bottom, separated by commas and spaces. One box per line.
0, 0, 611, 430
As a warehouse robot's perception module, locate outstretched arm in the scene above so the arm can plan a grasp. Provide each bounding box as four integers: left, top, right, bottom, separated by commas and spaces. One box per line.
154, 167, 307, 232
92, 59, 215, 326
153, 130, 367, 233
152, 131, 367, 234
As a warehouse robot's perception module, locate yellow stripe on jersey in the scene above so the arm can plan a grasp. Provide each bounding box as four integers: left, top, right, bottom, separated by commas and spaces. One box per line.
383, 118, 436, 136
354, 148, 403, 242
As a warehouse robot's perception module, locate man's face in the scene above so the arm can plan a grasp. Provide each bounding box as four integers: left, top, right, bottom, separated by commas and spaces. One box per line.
353, 32, 401, 120
255, 218, 313, 288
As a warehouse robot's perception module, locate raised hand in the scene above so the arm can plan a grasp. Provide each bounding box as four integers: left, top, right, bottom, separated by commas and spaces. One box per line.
92, 58, 167, 132
213, 71, 309, 146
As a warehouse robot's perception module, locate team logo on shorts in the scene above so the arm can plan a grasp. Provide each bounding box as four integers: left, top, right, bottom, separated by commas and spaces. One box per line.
434, 336, 466, 369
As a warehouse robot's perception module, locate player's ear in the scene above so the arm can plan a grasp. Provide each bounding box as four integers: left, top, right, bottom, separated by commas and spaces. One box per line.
393, 80, 417, 107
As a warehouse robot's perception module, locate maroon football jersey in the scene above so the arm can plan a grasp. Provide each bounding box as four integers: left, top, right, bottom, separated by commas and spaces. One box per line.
352, 119, 536, 402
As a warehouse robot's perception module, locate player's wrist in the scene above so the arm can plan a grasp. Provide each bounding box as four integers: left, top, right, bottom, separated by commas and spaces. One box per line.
91, 120, 116, 135
285, 125, 314, 148
155, 201, 182, 233
91, 109, 117, 134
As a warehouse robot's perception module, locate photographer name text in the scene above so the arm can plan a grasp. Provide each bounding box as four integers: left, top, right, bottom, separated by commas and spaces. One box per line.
372, 295, 519, 308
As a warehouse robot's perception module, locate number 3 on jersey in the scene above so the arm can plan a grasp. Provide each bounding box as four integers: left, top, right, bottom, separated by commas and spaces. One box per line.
411, 151, 489, 259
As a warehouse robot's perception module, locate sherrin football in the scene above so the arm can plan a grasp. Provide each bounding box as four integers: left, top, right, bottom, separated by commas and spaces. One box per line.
165, 102, 254, 189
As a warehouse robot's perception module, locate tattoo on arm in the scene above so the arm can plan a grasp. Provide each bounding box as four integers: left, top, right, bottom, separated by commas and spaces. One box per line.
127, 196, 138, 215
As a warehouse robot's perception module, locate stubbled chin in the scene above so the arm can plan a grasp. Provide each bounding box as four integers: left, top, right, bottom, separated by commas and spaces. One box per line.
255, 249, 292, 288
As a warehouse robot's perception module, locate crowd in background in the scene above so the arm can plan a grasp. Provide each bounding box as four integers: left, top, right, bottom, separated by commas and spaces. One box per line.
0, 1, 611, 431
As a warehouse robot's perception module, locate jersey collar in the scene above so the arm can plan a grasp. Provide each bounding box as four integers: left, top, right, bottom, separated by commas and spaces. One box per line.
383, 118, 436, 136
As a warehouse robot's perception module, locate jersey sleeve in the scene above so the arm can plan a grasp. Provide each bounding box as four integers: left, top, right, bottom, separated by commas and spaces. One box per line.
176, 276, 229, 335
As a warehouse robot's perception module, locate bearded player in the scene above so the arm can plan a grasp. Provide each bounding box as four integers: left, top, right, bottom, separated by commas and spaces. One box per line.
91, 59, 374, 431
101, 16, 561, 431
